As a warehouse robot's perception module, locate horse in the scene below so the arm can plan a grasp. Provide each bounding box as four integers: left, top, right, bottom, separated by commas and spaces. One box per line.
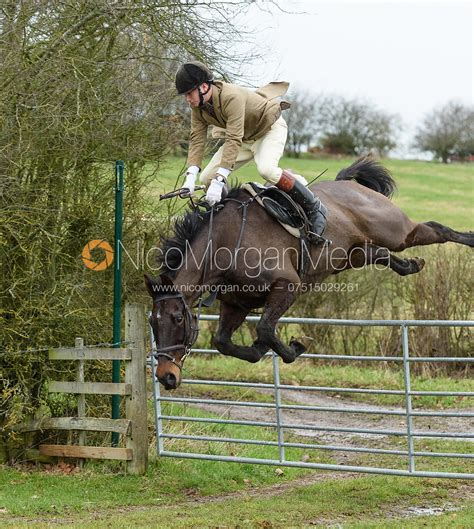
145, 157, 473, 390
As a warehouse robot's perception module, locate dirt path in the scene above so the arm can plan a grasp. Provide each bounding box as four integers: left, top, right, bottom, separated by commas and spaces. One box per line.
192, 388, 473, 440
186, 388, 473, 464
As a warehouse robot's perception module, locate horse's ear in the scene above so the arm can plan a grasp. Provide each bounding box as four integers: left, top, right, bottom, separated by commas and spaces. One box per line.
144, 274, 161, 298
160, 274, 175, 288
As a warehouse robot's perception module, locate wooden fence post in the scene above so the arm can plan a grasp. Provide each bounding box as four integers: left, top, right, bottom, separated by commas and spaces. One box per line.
124, 303, 148, 475
75, 337, 85, 468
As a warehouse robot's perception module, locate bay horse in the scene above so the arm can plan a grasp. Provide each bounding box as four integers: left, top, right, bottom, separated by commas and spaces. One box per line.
145, 157, 473, 389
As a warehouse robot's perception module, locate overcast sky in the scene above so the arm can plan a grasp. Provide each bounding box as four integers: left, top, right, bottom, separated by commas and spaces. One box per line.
236, 0, 473, 157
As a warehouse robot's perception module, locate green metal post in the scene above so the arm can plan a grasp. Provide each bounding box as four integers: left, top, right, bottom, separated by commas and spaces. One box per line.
112, 160, 124, 446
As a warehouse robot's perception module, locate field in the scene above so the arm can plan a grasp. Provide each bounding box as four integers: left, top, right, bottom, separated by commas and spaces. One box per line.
1, 156, 473, 528
1, 409, 473, 528
150, 155, 473, 230
2, 389, 474, 528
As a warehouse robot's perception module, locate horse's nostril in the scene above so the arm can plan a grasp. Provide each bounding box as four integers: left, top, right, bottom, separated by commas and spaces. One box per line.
163, 373, 177, 389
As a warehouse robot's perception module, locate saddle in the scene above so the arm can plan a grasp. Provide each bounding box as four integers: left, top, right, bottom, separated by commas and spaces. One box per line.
242, 182, 309, 240
195, 182, 319, 287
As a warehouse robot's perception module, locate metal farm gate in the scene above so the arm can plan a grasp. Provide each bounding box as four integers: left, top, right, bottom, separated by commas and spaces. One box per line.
150, 316, 473, 479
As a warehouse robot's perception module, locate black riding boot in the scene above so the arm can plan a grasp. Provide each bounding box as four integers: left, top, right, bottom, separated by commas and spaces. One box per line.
276, 170, 328, 244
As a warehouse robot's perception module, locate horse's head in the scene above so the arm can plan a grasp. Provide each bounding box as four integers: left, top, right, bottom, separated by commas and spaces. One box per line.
144, 274, 198, 390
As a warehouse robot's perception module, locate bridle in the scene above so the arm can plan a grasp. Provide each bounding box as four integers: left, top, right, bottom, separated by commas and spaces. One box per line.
150, 292, 199, 371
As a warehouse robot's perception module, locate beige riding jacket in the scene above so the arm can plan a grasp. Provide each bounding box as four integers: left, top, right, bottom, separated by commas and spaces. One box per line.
186, 80, 290, 171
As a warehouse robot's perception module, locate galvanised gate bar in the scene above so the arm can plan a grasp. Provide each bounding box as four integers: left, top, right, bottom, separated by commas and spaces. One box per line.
150, 316, 474, 479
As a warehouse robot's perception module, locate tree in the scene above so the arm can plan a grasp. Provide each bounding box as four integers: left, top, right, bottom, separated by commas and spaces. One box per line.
413, 101, 474, 163
285, 91, 319, 157
316, 96, 400, 156
0, 0, 260, 443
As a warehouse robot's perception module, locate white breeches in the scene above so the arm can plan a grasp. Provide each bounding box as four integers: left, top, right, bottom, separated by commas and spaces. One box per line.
200, 116, 288, 186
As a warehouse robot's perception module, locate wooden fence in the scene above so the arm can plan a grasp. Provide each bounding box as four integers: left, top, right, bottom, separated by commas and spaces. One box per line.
13, 303, 148, 474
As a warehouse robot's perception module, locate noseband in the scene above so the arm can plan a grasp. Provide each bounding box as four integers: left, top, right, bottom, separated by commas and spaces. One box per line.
150, 292, 199, 371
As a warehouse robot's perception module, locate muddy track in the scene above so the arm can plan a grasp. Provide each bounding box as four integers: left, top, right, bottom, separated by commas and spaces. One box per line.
185, 388, 473, 464
189, 389, 474, 438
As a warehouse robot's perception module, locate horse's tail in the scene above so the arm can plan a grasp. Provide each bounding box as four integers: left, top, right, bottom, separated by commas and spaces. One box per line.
335, 156, 397, 198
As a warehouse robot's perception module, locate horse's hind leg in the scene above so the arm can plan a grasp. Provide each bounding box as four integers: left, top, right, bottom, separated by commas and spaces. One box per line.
213, 301, 268, 363
349, 243, 425, 276
400, 221, 474, 250
255, 278, 306, 363
387, 251, 425, 276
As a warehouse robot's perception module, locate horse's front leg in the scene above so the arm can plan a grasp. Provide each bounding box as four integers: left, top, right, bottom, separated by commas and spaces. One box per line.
213, 301, 268, 363
255, 278, 306, 363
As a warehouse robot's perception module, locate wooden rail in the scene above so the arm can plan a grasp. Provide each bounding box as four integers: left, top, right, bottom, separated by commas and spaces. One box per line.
49, 347, 132, 361
13, 417, 131, 435
14, 303, 148, 474
39, 445, 133, 461
48, 381, 132, 395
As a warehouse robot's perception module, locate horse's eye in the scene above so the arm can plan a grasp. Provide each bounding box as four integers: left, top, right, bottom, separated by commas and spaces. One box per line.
175, 314, 184, 324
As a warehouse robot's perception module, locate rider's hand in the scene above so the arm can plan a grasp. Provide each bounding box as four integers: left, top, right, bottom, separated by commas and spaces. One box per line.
182, 166, 199, 195
294, 174, 308, 186
205, 178, 225, 206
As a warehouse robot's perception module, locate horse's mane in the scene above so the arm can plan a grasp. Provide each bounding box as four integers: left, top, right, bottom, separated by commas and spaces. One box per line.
158, 186, 243, 276
335, 156, 397, 198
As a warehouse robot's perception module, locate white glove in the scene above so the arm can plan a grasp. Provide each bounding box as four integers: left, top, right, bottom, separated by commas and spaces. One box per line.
182, 166, 199, 194
294, 173, 308, 186
205, 178, 225, 206
216, 167, 231, 179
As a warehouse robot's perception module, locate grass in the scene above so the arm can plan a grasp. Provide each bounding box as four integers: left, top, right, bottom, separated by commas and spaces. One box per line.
0, 402, 318, 517
1, 471, 472, 528
2, 400, 472, 526
152, 402, 334, 468
354, 439, 474, 476
151, 155, 474, 229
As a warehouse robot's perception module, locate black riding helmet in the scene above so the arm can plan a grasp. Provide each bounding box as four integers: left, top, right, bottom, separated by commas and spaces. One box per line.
175, 61, 214, 95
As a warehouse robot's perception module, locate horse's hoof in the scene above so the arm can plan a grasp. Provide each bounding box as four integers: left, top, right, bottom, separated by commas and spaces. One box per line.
414, 257, 425, 271
289, 338, 306, 357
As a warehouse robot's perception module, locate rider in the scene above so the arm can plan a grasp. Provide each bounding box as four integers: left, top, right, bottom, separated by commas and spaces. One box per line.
176, 61, 326, 242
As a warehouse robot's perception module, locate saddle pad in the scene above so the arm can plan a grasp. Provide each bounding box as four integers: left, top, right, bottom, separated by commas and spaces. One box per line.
242, 183, 301, 239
